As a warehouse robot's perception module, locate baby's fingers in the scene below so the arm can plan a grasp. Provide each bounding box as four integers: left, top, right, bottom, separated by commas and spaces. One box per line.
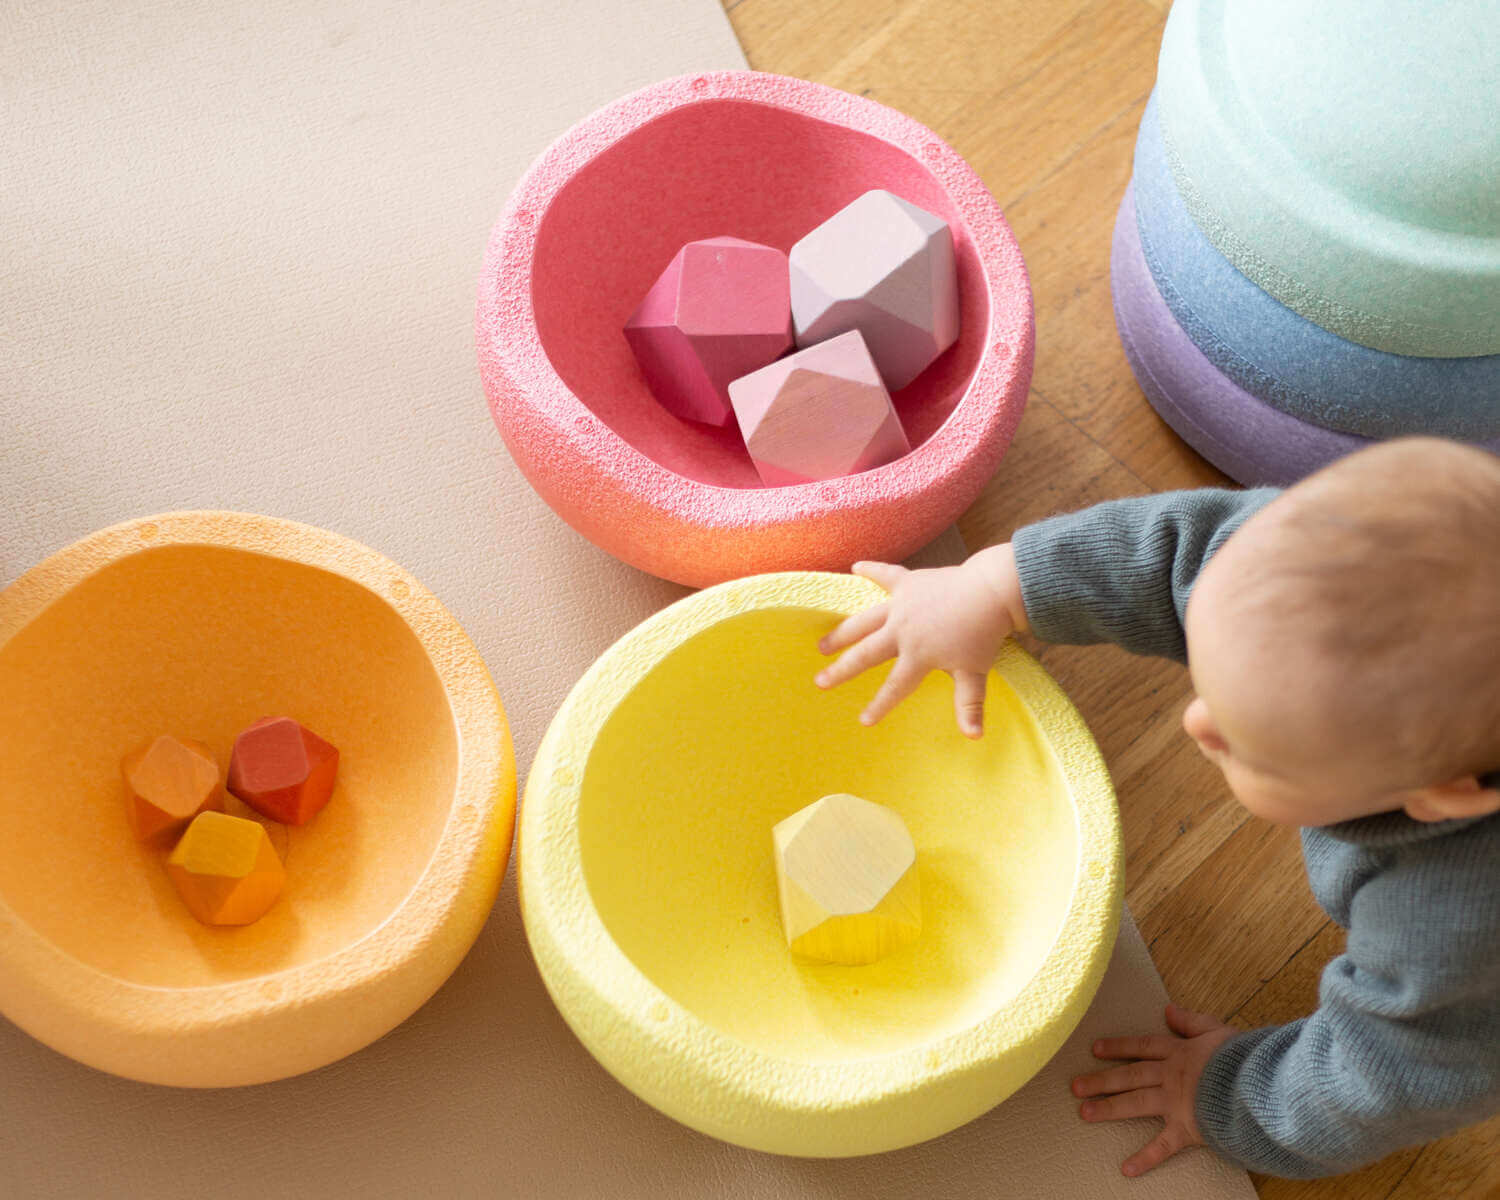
852, 560, 908, 592
860, 660, 925, 727
1072, 1060, 1164, 1098
1120, 1123, 1194, 1179
1079, 1088, 1167, 1123
816, 628, 898, 690
1092, 1035, 1176, 1061
1164, 1002, 1225, 1039
819, 604, 887, 656
953, 670, 987, 739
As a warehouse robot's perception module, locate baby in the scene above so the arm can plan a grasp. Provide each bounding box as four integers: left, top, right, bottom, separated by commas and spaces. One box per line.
815, 437, 1500, 1179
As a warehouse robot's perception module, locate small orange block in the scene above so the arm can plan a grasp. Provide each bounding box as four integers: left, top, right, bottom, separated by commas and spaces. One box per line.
120, 735, 223, 842
227, 717, 340, 825
166, 811, 286, 926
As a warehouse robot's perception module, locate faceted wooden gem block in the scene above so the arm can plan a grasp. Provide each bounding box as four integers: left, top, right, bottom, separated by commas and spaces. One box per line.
789, 189, 960, 391
166, 811, 286, 927
727, 330, 911, 486
772, 793, 921, 965
624, 236, 795, 427
227, 716, 340, 825
120, 734, 223, 842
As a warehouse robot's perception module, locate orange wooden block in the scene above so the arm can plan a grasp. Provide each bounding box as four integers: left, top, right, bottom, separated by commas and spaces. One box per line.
227, 716, 340, 825
120, 734, 222, 842
165, 811, 286, 926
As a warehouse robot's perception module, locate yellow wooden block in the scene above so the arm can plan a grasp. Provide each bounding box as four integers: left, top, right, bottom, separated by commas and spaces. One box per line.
773, 793, 920, 965
166, 811, 286, 927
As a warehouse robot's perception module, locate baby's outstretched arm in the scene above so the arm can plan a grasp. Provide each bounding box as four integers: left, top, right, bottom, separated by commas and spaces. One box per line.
819, 487, 1277, 733
815, 548, 1027, 737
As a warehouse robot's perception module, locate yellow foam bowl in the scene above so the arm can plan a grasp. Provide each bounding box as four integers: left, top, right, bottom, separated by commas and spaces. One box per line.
522, 572, 1122, 1156
0, 513, 515, 1086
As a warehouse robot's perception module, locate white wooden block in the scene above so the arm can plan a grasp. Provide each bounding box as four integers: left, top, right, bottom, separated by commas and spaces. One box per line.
772, 793, 921, 965
789, 189, 960, 391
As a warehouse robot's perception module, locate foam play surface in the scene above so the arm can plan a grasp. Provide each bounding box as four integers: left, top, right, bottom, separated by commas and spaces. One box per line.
1133, 95, 1500, 442
582, 615, 1085, 1056
0, 540, 453, 987
1156, 0, 1500, 357
1113, 183, 1500, 486
1, 2, 1253, 1196
0, 512, 512, 1087
523, 575, 1120, 1156
1114, 185, 1376, 487
479, 71, 1033, 587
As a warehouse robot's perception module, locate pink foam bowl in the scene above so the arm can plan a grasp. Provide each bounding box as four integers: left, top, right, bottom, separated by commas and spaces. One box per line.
476, 71, 1034, 587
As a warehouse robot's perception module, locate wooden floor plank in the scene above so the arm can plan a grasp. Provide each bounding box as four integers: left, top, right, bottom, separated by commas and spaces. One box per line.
867, 0, 1165, 210
1386, 1119, 1500, 1200
1137, 817, 1327, 1017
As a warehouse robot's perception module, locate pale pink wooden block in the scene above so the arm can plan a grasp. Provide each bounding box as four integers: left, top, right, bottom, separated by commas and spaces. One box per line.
728, 330, 911, 486
790, 190, 960, 391
624, 236, 794, 426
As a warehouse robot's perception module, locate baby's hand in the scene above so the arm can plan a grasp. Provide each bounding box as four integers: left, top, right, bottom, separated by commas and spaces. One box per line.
1071, 1003, 1238, 1178
815, 546, 1026, 737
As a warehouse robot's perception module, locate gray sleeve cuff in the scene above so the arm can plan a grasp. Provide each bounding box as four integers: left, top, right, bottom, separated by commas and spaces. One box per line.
1193, 1027, 1309, 1175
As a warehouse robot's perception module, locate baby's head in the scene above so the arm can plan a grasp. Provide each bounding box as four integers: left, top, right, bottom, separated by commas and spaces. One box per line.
1183, 438, 1500, 827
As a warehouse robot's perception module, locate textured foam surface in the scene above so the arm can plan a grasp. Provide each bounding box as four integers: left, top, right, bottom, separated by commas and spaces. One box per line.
1156, 0, 1500, 356
0, 513, 515, 1085
478, 71, 1033, 587
521, 572, 1121, 1157
1114, 185, 1500, 486
1133, 96, 1500, 440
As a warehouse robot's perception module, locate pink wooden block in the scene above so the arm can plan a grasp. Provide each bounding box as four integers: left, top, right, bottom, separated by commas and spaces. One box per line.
624, 236, 794, 426
790, 190, 960, 391
728, 331, 911, 485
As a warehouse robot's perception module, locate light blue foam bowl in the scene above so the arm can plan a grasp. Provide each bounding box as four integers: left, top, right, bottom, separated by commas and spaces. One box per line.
1134, 94, 1500, 441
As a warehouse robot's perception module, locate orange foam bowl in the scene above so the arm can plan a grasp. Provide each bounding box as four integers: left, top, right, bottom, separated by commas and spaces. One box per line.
0, 513, 515, 1087
477, 70, 1034, 587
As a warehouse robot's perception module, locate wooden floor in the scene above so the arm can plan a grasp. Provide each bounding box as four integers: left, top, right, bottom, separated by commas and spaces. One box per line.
726, 2, 1499, 1196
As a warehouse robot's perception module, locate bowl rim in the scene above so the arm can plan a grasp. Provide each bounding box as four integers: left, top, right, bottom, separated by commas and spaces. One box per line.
477, 69, 1034, 524
0, 511, 515, 1054
520, 571, 1122, 1145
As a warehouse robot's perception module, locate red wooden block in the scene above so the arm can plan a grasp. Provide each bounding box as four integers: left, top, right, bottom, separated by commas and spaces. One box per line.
624, 237, 794, 427
227, 717, 340, 826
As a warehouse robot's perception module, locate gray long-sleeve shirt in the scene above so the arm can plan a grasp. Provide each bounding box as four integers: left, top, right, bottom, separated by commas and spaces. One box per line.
1011, 488, 1500, 1179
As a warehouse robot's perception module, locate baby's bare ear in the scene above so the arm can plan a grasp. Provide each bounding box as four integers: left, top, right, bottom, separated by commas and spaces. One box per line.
1407, 776, 1500, 822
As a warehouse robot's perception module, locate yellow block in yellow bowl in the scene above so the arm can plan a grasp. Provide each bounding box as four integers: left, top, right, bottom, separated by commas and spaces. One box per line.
521, 572, 1122, 1157
0, 512, 516, 1087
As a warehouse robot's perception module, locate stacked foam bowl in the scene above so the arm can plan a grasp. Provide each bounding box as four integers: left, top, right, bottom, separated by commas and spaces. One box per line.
1113, 0, 1500, 486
